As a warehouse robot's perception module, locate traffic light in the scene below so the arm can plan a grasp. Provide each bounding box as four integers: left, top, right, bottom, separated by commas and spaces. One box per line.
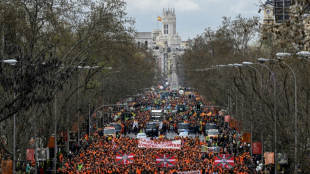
196, 104, 201, 112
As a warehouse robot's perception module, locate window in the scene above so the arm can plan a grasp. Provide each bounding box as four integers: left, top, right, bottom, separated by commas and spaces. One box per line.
164, 24, 168, 34
173, 24, 176, 34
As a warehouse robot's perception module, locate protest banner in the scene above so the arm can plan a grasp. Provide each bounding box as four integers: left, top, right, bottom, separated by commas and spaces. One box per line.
138, 139, 181, 149
208, 146, 220, 153
1, 159, 13, 174
177, 170, 201, 174
252, 142, 262, 155
242, 132, 251, 143
224, 115, 230, 122
264, 152, 274, 165
229, 119, 236, 128
235, 120, 242, 131
201, 145, 208, 152
26, 148, 35, 161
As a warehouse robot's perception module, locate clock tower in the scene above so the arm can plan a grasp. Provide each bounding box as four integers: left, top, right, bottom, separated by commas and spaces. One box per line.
263, 0, 274, 24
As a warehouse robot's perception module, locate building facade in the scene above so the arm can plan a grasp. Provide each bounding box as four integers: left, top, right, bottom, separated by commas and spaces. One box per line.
135, 8, 184, 90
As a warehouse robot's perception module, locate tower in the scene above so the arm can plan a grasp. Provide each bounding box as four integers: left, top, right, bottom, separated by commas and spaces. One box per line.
162, 8, 176, 36
263, 0, 274, 24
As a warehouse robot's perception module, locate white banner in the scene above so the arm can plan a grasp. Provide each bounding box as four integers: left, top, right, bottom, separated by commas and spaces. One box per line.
176, 171, 201, 174
138, 139, 181, 149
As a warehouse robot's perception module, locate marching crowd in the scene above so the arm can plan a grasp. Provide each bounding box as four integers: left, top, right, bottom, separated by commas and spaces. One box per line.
57, 87, 270, 174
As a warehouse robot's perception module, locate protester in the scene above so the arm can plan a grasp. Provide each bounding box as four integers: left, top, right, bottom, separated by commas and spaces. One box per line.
59, 87, 270, 174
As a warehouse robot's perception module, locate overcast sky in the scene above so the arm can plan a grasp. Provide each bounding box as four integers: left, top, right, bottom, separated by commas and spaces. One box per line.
124, 0, 263, 40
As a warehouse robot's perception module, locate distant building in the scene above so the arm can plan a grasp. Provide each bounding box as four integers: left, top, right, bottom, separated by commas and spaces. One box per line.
274, 0, 291, 23
261, 0, 310, 50
135, 8, 185, 90
135, 32, 152, 49
262, 0, 291, 24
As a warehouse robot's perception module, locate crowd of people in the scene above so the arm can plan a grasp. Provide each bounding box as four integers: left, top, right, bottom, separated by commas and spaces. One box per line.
57, 87, 271, 174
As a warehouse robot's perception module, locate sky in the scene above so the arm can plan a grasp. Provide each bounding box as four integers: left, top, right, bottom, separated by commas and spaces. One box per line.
124, 0, 264, 40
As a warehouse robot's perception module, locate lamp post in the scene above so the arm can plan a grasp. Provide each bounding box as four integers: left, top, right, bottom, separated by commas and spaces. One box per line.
242, 61, 276, 166
233, 63, 254, 159
274, 51, 309, 174
259, 56, 299, 173
233, 63, 266, 159
2, 59, 17, 174
54, 94, 57, 173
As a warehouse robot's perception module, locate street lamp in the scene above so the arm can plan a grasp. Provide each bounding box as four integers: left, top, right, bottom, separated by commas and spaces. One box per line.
273, 52, 300, 174
242, 61, 275, 164
2, 59, 18, 65
296, 51, 310, 57
2, 59, 17, 174
257, 57, 296, 174
233, 62, 267, 159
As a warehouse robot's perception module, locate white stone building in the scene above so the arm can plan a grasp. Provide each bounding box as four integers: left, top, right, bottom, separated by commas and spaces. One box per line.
135, 8, 184, 90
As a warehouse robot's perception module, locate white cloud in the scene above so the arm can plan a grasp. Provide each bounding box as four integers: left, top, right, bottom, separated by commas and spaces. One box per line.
125, 0, 199, 13
124, 0, 261, 39
229, 0, 260, 14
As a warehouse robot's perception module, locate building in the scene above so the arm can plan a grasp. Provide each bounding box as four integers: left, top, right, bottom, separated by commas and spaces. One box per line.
135, 8, 184, 90
261, 0, 310, 50
274, 0, 291, 23
262, 0, 291, 24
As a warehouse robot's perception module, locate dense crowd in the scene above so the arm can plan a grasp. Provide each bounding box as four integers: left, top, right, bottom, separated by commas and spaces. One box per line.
52, 88, 272, 174
59, 133, 256, 174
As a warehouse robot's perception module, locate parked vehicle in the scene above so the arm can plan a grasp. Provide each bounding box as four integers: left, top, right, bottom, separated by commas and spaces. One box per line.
207, 129, 219, 139
145, 122, 159, 137
109, 123, 121, 134
178, 123, 190, 133
103, 126, 116, 137
178, 132, 189, 138
205, 123, 217, 134
136, 133, 147, 139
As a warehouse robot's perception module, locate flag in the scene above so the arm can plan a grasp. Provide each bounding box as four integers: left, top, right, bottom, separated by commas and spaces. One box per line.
214, 154, 234, 169
156, 154, 176, 167
224, 115, 231, 122
112, 139, 117, 150
115, 152, 134, 165
242, 132, 251, 143
26, 149, 35, 161
264, 152, 274, 165
47, 136, 55, 148
1, 160, 13, 174
235, 120, 242, 131
201, 145, 208, 152
206, 111, 212, 116
157, 16, 162, 21
229, 119, 236, 128
252, 142, 262, 154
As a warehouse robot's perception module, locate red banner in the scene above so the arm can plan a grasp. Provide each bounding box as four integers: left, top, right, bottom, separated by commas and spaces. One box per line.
214, 154, 234, 169
1, 160, 12, 174
115, 152, 134, 165
229, 119, 236, 128
47, 136, 55, 148
235, 120, 242, 131
224, 115, 230, 122
156, 154, 176, 167
26, 148, 35, 161
252, 142, 262, 154
242, 132, 251, 143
